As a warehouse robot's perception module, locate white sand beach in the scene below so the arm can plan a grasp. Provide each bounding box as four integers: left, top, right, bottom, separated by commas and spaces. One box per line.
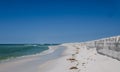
39, 43, 120, 72
0, 42, 120, 72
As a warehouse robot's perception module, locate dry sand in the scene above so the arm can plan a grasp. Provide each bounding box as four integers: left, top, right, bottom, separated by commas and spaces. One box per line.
39, 43, 120, 72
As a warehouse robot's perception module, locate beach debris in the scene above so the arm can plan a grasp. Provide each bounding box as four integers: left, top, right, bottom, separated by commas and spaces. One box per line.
69, 66, 78, 70
67, 58, 76, 61
67, 58, 77, 62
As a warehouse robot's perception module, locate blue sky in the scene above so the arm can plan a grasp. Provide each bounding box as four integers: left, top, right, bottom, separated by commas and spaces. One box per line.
0, 0, 120, 43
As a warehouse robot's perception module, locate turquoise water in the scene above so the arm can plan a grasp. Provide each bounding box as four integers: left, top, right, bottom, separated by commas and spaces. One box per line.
0, 44, 57, 61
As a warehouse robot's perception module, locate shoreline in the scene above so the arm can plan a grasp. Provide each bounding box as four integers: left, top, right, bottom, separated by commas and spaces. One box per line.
0, 45, 66, 72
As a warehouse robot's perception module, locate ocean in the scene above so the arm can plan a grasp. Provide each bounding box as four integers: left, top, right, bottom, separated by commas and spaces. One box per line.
0, 44, 57, 62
